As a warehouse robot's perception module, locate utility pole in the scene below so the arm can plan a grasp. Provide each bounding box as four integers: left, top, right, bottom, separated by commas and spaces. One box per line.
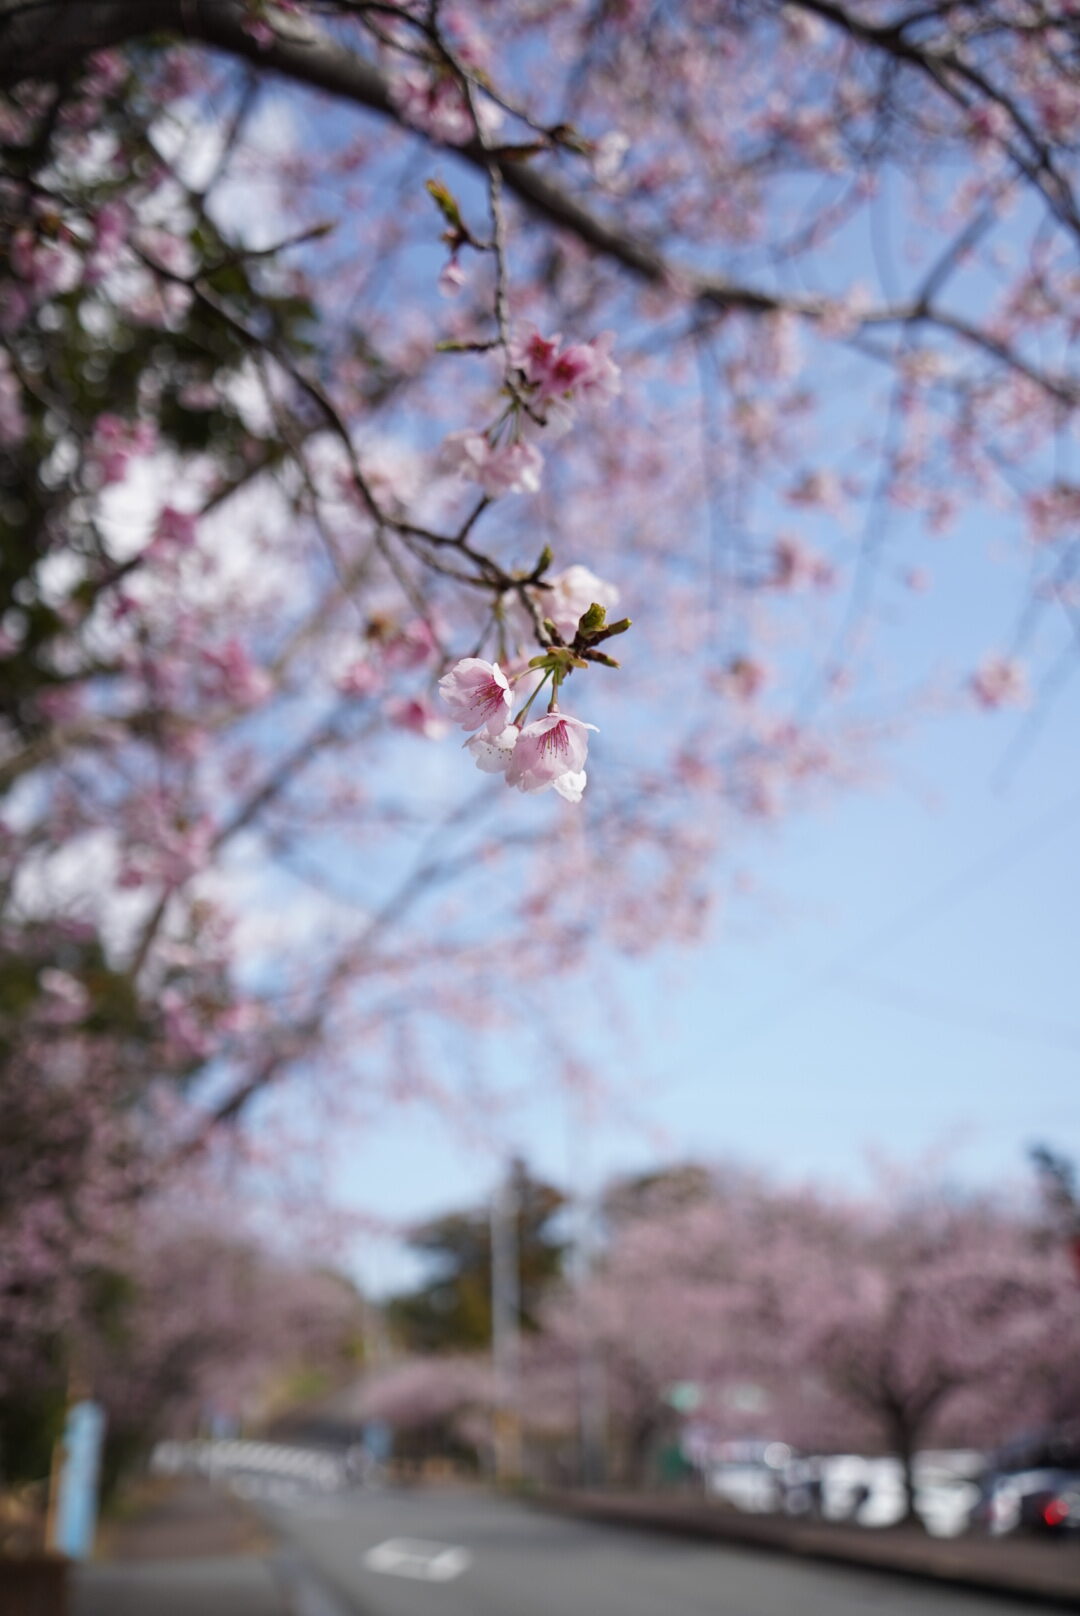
490, 1160, 522, 1482
573, 1194, 608, 1488
566, 1103, 607, 1489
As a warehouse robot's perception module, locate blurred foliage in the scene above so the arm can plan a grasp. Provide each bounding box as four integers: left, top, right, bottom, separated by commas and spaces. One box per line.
601, 1162, 713, 1228
387, 1158, 566, 1353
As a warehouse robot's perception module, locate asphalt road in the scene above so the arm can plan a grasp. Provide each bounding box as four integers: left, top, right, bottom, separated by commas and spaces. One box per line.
258, 1485, 1047, 1616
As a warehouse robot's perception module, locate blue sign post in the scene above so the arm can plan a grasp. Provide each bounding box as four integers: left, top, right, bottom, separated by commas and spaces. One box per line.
51, 1400, 107, 1560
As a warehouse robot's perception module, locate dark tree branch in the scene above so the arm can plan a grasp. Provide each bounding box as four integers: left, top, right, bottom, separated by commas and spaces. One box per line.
3, 1, 1077, 405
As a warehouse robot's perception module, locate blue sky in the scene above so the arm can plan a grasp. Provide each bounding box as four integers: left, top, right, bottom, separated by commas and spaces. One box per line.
341, 639, 1080, 1293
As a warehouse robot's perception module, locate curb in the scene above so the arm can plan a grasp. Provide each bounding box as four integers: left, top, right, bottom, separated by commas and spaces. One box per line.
529, 1490, 1080, 1610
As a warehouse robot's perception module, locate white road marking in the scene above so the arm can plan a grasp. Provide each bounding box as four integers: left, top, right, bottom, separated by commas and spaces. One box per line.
363, 1538, 472, 1582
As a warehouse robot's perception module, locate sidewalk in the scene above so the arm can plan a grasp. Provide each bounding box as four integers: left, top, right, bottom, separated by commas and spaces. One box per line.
534, 1489, 1080, 1609
73, 1479, 292, 1616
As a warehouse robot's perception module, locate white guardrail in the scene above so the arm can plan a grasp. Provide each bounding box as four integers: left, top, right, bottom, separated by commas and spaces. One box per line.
151, 1438, 348, 1495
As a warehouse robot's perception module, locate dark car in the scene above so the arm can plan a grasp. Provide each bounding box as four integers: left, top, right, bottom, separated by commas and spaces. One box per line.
972, 1468, 1080, 1536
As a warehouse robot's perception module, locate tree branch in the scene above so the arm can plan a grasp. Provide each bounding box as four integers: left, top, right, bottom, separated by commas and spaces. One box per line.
5, 0, 1075, 407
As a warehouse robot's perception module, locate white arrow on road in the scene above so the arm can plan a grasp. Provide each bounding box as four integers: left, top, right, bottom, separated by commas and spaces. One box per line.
363, 1538, 473, 1582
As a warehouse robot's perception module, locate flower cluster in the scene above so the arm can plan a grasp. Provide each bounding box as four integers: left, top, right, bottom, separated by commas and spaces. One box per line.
438, 658, 597, 804
509, 327, 621, 435
440, 329, 620, 500
440, 431, 543, 497
88, 413, 157, 486
389, 66, 501, 147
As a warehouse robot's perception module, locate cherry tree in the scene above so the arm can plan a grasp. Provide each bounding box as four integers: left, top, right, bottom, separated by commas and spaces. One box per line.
0, 1181, 360, 1491
766, 1192, 1080, 1521
353, 1353, 503, 1471
3, 0, 1080, 1458
88, 1212, 360, 1480
540, 1171, 1080, 1508
534, 1171, 807, 1483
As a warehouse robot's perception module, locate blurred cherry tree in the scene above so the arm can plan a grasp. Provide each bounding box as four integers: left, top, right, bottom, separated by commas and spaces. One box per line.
2, 0, 1079, 1464
0, 1187, 361, 1494
534, 1168, 1080, 1507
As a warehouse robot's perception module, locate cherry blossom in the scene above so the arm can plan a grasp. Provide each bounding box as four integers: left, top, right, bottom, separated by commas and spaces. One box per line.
87, 412, 157, 485
541, 565, 621, 642
150, 504, 199, 551
466, 724, 519, 775
380, 617, 439, 672
971, 655, 1030, 709
509, 328, 622, 433
438, 657, 514, 734
718, 655, 770, 704
388, 65, 500, 145
770, 535, 834, 592
440, 430, 544, 497
336, 658, 382, 697
505, 712, 597, 799
438, 256, 466, 297
388, 695, 449, 739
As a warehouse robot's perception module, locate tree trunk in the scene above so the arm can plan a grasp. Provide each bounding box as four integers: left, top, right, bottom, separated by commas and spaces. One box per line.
886, 1412, 923, 1529
622, 1407, 660, 1489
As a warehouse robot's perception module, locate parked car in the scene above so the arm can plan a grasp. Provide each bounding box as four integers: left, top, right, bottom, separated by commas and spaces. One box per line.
971, 1468, 1080, 1536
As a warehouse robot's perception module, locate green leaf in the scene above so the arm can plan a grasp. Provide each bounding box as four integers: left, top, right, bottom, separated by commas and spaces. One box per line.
426, 178, 464, 232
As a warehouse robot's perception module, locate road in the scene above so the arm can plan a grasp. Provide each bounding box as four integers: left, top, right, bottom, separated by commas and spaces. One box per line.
258, 1485, 1047, 1616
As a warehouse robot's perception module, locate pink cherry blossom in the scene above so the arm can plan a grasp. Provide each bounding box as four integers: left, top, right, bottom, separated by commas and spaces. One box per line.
504, 711, 597, 797
1026, 483, 1080, 545
465, 724, 518, 774
770, 534, 832, 591
971, 655, 1030, 709
438, 657, 513, 733
150, 504, 198, 552
10, 227, 80, 299
510, 328, 621, 411
557, 331, 621, 404
88, 413, 157, 485
718, 655, 769, 703
376, 616, 439, 672
438, 256, 465, 297
440, 431, 544, 497
200, 640, 272, 708
387, 695, 449, 739
39, 968, 90, 1020
786, 468, 845, 513
335, 658, 382, 697
509, 328, 561, 388
388, 67, 500, 146
85, 199, 130, 283
479, 439, 543, 497
541, 564, 621, 640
